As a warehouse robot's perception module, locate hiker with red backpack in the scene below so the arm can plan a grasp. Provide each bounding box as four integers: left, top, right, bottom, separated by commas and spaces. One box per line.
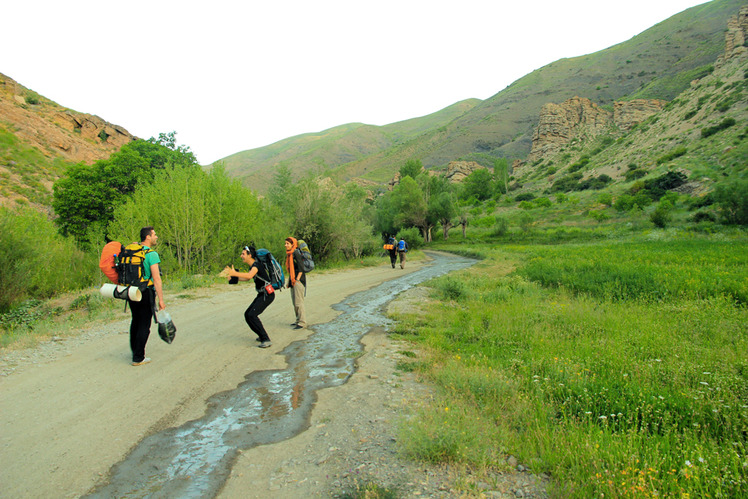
126, 226, 165, 366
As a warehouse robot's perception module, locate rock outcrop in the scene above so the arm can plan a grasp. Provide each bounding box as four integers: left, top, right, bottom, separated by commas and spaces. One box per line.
716, 5, 748, 67
444, 161, 488, 183
527, 96, 666, 162
0, 73, 136, 165
527, 97, 611, 162
613, 99, 667, 131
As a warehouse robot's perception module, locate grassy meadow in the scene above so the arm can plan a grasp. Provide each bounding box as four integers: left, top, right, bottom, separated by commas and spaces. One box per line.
390, 233, 747, 497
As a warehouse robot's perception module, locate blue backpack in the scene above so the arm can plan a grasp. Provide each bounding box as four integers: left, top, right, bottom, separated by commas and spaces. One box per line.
255, 249, 285, 290
397, 239, 407, 251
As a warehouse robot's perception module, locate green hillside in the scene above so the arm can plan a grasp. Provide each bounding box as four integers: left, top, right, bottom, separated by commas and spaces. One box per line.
218, 99, 480, 190
216, 0, 744, 192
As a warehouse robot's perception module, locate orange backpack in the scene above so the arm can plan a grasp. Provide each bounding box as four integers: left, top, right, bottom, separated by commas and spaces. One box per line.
99, 241, 123, 284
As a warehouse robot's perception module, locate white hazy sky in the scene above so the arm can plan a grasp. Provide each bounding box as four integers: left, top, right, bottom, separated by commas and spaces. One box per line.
5, 0, 708, 165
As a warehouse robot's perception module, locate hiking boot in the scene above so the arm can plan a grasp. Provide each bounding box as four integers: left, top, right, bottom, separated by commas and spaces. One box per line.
132, 357, 151, 366
258, 341, 272, 348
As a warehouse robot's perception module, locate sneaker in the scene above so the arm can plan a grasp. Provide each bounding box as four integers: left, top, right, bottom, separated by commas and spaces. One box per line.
132, 357, 151, 366
258, 341, 272, 348
293, 324, 304, 330
290, 323, 298, 327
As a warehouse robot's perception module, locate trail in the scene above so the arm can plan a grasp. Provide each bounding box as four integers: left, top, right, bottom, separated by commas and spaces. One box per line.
1, 252, 508, 499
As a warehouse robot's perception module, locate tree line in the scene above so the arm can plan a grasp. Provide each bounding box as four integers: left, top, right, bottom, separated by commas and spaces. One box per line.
0, 134, 514, 312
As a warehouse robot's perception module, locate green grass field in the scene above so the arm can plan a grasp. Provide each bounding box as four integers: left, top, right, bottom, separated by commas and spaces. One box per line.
390, 234, 747, 497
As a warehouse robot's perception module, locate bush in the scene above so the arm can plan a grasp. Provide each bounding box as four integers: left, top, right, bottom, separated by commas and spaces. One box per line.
614, 194, 635, 212
533, 197, 552, 208
714, 178, 748, 225
597, 192, 613, 206
492, 217, 509, 237
656, 146, 687, 165
0, 206, 98, 312
515, 193, 536, 202
650, 200, 673, 228
701, 118, 736, 138
396, 227, 424, 249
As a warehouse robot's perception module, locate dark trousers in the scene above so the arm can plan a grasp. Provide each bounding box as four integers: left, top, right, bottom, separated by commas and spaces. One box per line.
129, 289, 154, 363
245, 291, 275, 342
388, 251, 397, 268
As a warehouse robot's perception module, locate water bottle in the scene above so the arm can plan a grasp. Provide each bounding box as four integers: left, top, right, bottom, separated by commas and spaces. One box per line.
157, 310, 171, 323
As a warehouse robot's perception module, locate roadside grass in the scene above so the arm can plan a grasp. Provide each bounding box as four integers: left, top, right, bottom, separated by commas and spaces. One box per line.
390, 235, 748, 497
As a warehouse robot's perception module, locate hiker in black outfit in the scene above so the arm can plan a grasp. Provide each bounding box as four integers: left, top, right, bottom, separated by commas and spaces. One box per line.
223, 246, 275, 348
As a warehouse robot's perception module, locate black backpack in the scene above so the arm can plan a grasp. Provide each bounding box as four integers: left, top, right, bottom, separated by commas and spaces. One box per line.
255, 249, 285, 290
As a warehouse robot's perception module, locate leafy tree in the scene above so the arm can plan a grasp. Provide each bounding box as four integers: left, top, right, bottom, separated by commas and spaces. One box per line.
52, 133, 199, 243
400, 159, 423, 180
430, 191, 458, 239
493, 157, 510, 196
107, 165, 262, 274
391, 176, 432, 241
460, 168, 493, 201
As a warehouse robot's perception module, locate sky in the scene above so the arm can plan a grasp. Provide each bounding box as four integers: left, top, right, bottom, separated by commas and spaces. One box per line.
4, 0, 709, 165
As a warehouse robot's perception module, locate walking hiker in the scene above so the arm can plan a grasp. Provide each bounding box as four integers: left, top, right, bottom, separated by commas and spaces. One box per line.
127, 226, 165, 366
223, 246, 275, 348
397, 237, 409, 269
385, 234, 397, 269
285, 237, 307, 329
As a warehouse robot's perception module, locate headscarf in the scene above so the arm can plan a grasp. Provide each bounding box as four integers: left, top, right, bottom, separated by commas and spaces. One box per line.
285, 237, 298, 286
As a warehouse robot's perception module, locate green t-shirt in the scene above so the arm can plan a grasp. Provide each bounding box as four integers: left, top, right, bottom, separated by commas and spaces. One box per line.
142, 246, 161, 281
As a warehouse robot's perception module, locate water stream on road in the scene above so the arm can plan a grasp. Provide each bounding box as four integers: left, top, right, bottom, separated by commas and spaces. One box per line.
86, 251, 476, 498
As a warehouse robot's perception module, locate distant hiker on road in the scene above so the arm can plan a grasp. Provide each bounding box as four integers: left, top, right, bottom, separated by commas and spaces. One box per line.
385, 234, 397, 269
223, 246, 275, 348
127, 226, 165, 366
397, 237, 409, 269
285, 237, 307, 329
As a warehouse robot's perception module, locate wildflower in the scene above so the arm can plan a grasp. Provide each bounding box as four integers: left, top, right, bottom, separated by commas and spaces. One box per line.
700, 382, 709, 386
703, 372, 711, 375
599, 415, 608, 420
698, 457, 705, 463
655, 359, 662, 362
685, 460, 692, 467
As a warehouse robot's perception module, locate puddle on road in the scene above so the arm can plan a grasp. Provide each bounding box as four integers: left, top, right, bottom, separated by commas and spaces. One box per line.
86, 251, 476, 498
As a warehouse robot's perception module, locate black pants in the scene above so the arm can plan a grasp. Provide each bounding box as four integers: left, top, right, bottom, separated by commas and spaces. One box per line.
245, 291, 275, 342
129, 289, 154, 363
389, 251, 397, 268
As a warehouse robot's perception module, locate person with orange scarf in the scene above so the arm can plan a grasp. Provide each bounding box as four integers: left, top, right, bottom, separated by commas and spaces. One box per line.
284, 237, 307, 329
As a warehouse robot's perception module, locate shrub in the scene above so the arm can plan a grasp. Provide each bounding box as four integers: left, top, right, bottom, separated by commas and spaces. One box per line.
515, 193, 536, 202
597, 192, 613, 206
701, 118, 736, 138
656, 146, 688, 165
650, 199, 673, 228
614, 194, 635, 212
492, 217, 509, 237
689, 211, 716, 223
533, 197, 552, 208
713, 178, 748, 225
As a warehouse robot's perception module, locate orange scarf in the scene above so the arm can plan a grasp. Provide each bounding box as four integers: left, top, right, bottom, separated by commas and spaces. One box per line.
285, 237, 298, 286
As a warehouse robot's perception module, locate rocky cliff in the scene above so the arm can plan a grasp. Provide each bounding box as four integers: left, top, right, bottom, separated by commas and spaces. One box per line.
527, 96, 666, 163
0, 73, 135, 164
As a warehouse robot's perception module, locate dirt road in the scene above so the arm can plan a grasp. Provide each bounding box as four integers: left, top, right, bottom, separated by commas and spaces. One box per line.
0, 255, 547, 498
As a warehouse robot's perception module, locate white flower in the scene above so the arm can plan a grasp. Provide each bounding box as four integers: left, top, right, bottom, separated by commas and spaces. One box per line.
686, 460, 692, 467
